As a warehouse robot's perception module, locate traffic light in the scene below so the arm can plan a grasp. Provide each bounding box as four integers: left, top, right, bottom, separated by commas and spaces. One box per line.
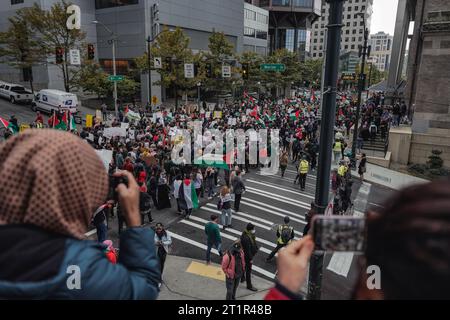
242, 63, 249, 80
165, 57, 172, 72
55, 47, 64, 64
206, 63, 212, 78
87, 44, 95, 60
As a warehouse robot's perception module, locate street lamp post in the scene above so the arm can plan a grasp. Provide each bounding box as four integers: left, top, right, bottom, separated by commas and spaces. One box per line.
351, 13, 371, 167
308, 0, 344, 301
93, 20, 119, 119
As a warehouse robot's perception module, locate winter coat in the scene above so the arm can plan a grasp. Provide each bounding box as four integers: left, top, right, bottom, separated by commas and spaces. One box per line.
0, 225, 160, 299
221, 250, 245, 279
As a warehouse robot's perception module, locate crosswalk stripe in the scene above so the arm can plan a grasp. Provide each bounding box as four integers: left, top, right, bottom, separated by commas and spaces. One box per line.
200, 206, 272, 231
246, 180, 316, 200
169, 231, 276, 279
239, 199, 307, 223
248, 178, 315, 197
246, 186, 313, 207
203, 204, 304, 236
256, 172, 317, 189
285, 168, 317, 179
205, 203, 279, 225
187, 215, 277, 248
180, 220, 274, 256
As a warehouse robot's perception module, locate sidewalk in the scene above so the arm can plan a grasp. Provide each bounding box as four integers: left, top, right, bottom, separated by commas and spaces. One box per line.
332, 162, 429, 190
158, 256, 273, 300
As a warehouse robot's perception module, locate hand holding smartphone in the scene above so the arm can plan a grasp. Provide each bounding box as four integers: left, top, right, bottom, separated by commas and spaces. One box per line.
311, 215, 366, 252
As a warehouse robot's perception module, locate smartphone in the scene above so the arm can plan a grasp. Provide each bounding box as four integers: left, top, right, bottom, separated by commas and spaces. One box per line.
311, 215, 366, 252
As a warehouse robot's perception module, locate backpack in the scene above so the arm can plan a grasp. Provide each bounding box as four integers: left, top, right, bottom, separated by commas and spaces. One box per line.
217, 198, 223, 210
280, 225, 293, 244
139, 192, 152, 213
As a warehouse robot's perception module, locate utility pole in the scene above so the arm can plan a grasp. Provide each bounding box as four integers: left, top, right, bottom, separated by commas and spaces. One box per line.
112, 38, 118, 118
320, 30, 328, 115
308, 0, 344, 300
351, 13, 371, 167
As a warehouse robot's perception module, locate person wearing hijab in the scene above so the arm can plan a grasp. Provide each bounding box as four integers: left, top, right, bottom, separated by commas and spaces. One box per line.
154, 223, 172, 283
0, 129, 160, 299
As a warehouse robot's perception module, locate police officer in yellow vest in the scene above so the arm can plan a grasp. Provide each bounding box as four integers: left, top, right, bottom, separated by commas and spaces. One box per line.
298, 156, 309, 191
333, 139, 342, 164
266, 216, 294, 262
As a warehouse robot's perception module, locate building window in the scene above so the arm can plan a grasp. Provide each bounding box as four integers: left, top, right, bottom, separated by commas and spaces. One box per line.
321, 24, 324, 28
358, 36, 362, 41
345, 30, 350, 34
348, 7, 351, 12
347, 14, 351, 19
244, 27, 255, 37
353, 22, 357, 27
359, 29, 363, 34
319, 53, 322, 57
354, 6, 358, 11
345, 37, 349, 42
353, 29, 356, 34
351, 44, 355, 49
95, 0, 138, 9
345, 45, 349, 49
362, 5, 366, 11
244, 44, 255, 53
256, 30, 268, 40
360, 21, 364, 26
314, 31, 318, 36
320, 38, 323, 43
314, 39, 317, 43
347, 22, 350, 27
352, 37, 356, 42
313, 53, 317, 57
11, 0, 24, 4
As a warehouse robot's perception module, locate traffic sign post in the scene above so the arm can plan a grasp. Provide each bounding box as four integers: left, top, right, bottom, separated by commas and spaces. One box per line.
184, 63, 194, 78
222, 65, 231, 78
108, 75, 124, 82
260, 63, 285, 72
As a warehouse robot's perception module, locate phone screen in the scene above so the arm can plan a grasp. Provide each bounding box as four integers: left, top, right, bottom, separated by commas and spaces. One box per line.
312, 215, 366, 252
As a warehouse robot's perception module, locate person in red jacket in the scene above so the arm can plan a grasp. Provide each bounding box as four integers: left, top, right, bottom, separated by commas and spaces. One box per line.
222, 241, 246, 300
122, 157, 134, 173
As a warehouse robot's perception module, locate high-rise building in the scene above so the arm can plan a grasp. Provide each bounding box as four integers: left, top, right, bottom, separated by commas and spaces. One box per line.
250, 0, 321, 61
368, 31, 393, 72
0, 0, 244, 100
244, 2, 269, 55
310, 0, 374, 59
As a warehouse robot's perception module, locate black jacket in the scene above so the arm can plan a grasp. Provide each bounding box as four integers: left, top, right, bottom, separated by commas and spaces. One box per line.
240, 232, 258, 262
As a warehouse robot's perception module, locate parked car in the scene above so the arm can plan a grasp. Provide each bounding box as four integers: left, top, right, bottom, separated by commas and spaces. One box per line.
0, 82, 33, 104
31, 89, 78, 114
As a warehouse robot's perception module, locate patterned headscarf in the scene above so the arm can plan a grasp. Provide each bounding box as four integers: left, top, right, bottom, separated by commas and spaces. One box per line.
0, 129, 108, 239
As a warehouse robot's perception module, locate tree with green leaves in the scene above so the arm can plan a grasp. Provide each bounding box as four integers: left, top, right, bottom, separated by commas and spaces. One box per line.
75, 61, 110, 99
238, 51, 264, 92
204, 31, 236, 94
135, 27, 204, 108
18, 1, 86, 92
0, 13, 45, 93
261, 49, 302, 97
300, 59, 323, 88
355, 63, 387, 88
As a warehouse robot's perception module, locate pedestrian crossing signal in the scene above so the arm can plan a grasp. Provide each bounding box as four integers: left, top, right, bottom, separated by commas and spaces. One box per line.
242, 63, 249, 80
206, 63, 213, 78
55, 47, 64, 64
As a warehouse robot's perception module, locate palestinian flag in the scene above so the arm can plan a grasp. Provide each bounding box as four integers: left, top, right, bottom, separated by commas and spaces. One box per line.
55, 111, 68, 131
180, 179, 199, 210
68, 112, 76, 131
290, 110, 300, 121
256, 118, 266, 128
0, 116, 9, 129
126, 109, 141, 121
265, 114, 276, 122
196, 154, 229, 170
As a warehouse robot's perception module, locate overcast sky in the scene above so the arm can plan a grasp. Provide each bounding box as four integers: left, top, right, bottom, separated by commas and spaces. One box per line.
370, 0, 399, 35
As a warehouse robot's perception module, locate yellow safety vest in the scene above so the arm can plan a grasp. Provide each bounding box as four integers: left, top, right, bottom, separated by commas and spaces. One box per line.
299, 160, 309, 174
333, 141, 342, 152
338, 165, 346, 176
277, 224, 294, 245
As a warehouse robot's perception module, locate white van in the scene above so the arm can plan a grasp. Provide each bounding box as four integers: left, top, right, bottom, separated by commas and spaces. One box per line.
31, 89, 78, 114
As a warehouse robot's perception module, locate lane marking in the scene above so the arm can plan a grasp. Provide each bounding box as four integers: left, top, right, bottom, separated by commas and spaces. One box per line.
187, 215, 277, 248
236, 200, 307, 223
180, 219, 274, 255
246, 186, 313, 207
169, 231, 276, 279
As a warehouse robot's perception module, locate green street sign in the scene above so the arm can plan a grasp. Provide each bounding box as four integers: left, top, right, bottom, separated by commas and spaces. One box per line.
108, 75, 124, 82
260, 63, 286, 72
